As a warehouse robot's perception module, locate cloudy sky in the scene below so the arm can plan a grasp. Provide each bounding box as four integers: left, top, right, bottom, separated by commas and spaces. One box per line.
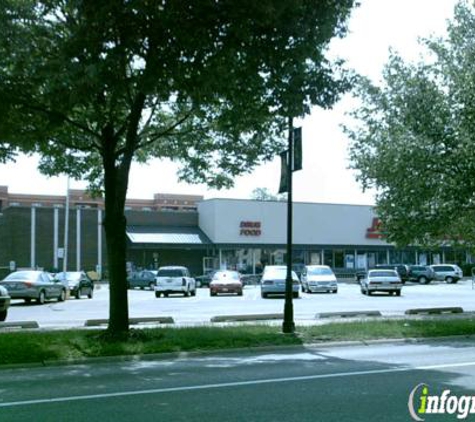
0, 0, 458, 204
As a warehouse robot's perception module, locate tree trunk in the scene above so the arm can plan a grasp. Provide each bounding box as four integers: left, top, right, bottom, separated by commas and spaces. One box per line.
103, 195, 129, 334
102, 131, 130, 335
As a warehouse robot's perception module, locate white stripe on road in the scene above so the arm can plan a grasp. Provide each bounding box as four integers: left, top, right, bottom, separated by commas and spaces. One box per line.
2, 360, 475, 408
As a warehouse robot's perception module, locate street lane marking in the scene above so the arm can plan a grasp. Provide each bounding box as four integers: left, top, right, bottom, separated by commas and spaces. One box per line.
2, 360, 475, 408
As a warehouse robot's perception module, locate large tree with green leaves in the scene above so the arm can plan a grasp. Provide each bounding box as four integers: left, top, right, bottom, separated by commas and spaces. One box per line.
1, 0, 355, 334
347, 1, 475, 248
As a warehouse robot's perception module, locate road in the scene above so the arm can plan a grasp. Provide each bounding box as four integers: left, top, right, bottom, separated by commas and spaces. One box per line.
1, 338, 475, 421
4, 279, 475, 328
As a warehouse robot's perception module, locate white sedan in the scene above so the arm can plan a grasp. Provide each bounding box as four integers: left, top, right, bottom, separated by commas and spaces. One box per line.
360, 269, 403, 296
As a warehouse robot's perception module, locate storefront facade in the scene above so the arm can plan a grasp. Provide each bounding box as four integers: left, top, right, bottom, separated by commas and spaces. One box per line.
0, 193, 471, 278
197, 199, 471, 274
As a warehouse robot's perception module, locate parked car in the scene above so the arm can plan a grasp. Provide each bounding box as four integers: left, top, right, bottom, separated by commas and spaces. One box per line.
291, 263, 306, 281
430, 264, 463, 284
127, 270, 157, 290
0, 270, 67, 304
195, 271, 216, 288
209, 270, 243, 296
407, 265, 435, 284
0, 285, 10, 321
375, 264, 410, 283
301, 265, 338, 293
54, 271, 94, 299
154, 266, 196, 298
260, 265, 300, 299
360, 269, 403, 296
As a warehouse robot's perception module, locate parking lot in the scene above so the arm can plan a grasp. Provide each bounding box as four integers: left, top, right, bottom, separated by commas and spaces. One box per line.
3, 278, 475, 329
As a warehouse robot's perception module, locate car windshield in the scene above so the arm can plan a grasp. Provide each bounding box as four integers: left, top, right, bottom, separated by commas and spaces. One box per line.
157, 269, 184, 277
4, 271, 40, 281
55, 272, 81, 281
370, 270, 397, 277
213, 271, 239, 280
308, 267, 333, 276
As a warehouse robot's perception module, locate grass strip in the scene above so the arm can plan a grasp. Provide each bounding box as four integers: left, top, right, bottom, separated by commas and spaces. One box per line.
1, 317, 475, 366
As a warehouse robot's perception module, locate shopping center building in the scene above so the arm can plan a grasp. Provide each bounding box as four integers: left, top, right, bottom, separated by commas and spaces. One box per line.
0, 186, 470, 277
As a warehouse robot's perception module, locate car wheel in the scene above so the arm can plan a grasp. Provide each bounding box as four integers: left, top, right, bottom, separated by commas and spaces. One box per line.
395, 290, 401, 296
238, 290, 243, 296
446, 276, 454, 284
293, 292, 299, 299
191, 289, 196, 297
210, 291, 216, 297
155, 292, 160, 298
37, 290, 46, 304
419, 276, 428, 285
24, 298, 31, 304
75, 290, 80, 300
367, 290, 372, 296
333, 289, 338, 294
361, 288, 366, 295
87, 289, 93, 299
261, 292, 267, 298
184, 289, 190, 297
58, 289, 66, 302
0, 310, 6, 321
164, 293, 169, 297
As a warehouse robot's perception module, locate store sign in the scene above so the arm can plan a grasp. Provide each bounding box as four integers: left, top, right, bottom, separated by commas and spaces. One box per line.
240, 221, 262, 236
366, 218, 386, 239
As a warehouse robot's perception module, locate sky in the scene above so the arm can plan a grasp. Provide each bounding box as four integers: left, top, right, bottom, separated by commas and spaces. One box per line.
0, 0, 458, 205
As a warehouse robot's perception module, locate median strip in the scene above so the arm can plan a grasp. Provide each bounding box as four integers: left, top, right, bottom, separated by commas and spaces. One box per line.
84, 317, 174, 327
211, 314, 283, 323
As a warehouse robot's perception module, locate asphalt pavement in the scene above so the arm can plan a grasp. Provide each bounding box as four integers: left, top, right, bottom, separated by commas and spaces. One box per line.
1, 338, 475, 421
4, 279, 475, 328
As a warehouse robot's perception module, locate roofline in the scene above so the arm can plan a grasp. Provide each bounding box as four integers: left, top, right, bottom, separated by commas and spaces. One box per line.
198, 197, 376, 208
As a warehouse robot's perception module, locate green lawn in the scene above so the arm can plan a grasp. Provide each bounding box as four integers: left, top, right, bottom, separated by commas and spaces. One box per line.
1, 317, 474, 366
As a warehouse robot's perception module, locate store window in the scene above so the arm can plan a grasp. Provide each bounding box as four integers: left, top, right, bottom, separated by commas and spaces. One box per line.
376, 251, 388, 265
323, 250, 333, 267
310, 251, 322, 265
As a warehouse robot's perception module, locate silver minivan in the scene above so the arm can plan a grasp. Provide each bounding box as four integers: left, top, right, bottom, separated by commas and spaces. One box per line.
301, 265, 338, 293
430, 264, 463, 284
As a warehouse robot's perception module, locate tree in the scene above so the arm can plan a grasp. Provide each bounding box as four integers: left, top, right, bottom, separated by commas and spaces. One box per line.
1, 0, 356, 334
346, 1, 475, 248
250, 187, 286, 201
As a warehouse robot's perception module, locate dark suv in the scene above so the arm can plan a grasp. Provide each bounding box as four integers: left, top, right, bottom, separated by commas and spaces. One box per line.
407, 265, 434, 284
374, 264, 410, 283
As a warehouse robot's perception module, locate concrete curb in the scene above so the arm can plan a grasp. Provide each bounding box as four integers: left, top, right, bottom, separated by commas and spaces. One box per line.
0, 320, 39, 330
316, 310, 382, 319
84, 317, 174, 327
211, 314, 283, 323
405, 307, 464, 315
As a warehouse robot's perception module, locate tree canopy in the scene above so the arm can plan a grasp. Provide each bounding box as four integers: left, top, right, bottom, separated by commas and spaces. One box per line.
1, 0, 356, 333
346, 1, 475, 248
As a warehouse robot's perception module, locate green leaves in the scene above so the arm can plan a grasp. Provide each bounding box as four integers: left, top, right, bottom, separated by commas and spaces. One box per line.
347, 1, 475, 247
1, 0, 356, 188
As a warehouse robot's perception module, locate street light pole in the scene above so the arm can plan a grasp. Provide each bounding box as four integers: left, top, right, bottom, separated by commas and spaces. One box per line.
62, 177, 70, 273
283, 116, 295, 334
